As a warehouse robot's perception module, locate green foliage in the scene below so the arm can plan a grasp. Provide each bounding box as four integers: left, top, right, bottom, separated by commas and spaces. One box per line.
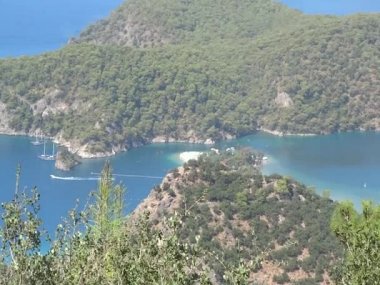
0, 166, 48, 284
0, 163, 255, 284
149, 150, 343, 283
78, 0, 302, 46
0, 0, 378, 155
273, 272, 290, 284
331, 201, 380, 284
275, 177, 289, 193
92, 161, 124, 235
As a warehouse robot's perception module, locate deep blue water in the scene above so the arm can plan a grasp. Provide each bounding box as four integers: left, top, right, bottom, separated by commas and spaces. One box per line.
0, 135, 210, 233
1, 132, 380, 234
1, 0, 379, 57
0, 0, 379, 236
0, 0, 124, 57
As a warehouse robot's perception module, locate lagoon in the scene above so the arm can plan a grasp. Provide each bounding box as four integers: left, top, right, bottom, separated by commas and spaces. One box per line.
0, 135, 206, 233
1, 0, 380, 233
224, 132, 380, 207
1, 132, 380, 233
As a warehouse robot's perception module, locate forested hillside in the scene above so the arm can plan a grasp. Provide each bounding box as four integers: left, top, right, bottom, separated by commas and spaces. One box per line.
0, 150, 345, 284
135, 149, 343, 284
77, 0, 302, 47
0, 0, 378, 156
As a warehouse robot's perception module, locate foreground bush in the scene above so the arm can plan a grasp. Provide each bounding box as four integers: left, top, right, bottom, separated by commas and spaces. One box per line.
0, 164, 252, 285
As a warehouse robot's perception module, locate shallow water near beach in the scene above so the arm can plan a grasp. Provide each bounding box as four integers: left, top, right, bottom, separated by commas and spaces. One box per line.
1, 132, 380, 234
223, 132, 380, 208
1, 0, 380, 236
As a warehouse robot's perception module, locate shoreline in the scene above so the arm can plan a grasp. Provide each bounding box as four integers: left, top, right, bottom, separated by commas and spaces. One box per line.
178, 151, 204, 163
258, 127, 317, 137
1, 128, 379, 159
0, 130, 54, 140
1, 130, 379, 210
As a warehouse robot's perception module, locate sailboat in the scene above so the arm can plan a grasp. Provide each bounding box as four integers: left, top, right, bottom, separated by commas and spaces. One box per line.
47, 143, 56, 160
31, 132, 43, 145
39, 141, 56, 160
38, 140, 48, 159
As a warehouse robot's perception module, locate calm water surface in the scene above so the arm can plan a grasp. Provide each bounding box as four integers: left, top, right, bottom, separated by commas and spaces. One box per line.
0, 135, 210, 233
0, 0, 124, 57
225, 132, 380, 206
1, 0, 379, 57
1, 132, 380, 233
1, 0, 379, 233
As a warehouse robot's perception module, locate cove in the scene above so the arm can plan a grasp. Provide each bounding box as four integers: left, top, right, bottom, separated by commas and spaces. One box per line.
222, 132, 380, 208
1, 132, 380, 234
0, 135, 208, 234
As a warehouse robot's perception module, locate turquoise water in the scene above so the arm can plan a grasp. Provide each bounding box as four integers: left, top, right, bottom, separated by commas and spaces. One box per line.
1, 132, 380, 233
0, 135, 210, 233
223, 132, 380, 207
1, 0, 379, 234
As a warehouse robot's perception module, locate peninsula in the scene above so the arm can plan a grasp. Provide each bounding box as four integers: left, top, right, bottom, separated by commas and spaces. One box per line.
0, 0, 378, 158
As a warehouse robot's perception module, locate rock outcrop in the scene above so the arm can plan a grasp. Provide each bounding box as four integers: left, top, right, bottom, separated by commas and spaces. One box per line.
275, 91, 293, 108
55, 149, 81, 171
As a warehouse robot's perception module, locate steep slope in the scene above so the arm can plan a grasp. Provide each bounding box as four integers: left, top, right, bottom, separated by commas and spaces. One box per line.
244, 15, 380, 133
77, 0, 302, 47
0, 0, 379, 156
134, 150, 343, 284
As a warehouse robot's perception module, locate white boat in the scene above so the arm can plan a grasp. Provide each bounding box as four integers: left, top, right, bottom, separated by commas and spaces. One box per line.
31, 132, 43, 145
39, 141, 56, 160
38, 140, 49, 160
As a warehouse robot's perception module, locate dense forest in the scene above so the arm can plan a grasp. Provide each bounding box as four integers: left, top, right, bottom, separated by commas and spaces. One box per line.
136, 149, 343, 284
1, 151, 376, 284
0, 0, 378, 156
0, 1, 378, 283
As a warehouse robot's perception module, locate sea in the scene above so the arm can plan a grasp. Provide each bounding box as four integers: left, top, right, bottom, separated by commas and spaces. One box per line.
0, 0, 124, 57
2, 132, 380, 234
0, 0, 379, 234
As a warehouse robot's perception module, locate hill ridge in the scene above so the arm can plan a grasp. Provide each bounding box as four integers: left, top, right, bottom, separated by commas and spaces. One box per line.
133, 150, 343, 284
77, 0, 303, 47
0, 0, 378, 158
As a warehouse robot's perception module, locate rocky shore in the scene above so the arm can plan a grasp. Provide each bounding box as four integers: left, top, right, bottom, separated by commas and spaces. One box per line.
259, 127, 317, 137
54, 149, 81, 171
0, 127, 311, 162
151, 135, 215, 145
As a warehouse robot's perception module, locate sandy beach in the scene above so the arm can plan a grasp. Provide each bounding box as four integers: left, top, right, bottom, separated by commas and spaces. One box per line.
179, 151, 203, 162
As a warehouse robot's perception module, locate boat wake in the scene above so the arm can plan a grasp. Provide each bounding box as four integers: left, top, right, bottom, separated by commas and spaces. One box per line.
50, 175, 100, 181
91, 172, 163, 179
51, 173, 163, 181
